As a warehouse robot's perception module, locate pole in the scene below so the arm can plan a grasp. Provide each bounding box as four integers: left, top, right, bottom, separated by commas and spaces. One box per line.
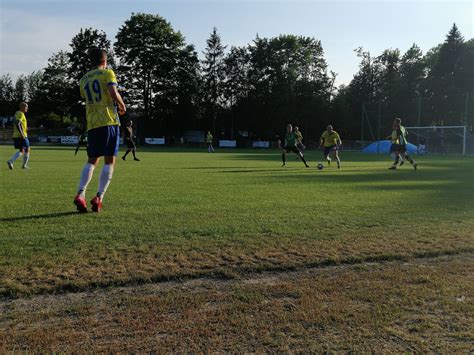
462, 126, 466, 156
465, 91, 469, 126
417, 95, 421, 145
361, 102, 364, 150
230, 95, 234, 140
377, 101, 381, 154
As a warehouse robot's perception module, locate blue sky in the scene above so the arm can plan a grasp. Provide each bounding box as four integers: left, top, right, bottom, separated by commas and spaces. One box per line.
1, 0, 472, 86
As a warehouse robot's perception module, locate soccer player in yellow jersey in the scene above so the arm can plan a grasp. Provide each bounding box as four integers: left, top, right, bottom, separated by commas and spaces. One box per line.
387, 121, 404, 168
294, 126, 306, 150
320, 125, 342, 169
206, 131, 214, 152
73, 48, 126, 213
7, 102, 30, 170
389, 118, 417, 170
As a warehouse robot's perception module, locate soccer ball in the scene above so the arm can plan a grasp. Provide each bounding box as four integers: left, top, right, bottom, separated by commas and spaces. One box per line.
317, 163, 324, 170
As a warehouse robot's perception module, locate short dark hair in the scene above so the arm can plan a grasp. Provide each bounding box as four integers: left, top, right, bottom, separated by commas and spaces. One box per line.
394, 118, 402, 124
88, 47, 107, 66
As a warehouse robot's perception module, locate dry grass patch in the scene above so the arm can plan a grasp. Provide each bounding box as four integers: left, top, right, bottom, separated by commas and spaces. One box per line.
1, 254, 472, 352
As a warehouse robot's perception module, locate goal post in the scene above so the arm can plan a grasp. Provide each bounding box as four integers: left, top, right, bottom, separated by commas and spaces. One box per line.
405, 126, 468, 156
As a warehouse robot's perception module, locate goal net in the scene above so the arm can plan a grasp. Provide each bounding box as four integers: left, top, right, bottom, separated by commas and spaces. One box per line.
405, 126, 468, 155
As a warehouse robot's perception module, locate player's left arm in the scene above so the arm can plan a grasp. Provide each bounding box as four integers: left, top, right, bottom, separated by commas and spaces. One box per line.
108, 85, 126, 115
16, 119, 26, 139
106, 70, 126, 115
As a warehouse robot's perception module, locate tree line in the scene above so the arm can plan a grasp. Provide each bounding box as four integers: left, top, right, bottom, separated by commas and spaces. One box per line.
0, 13, 472, 140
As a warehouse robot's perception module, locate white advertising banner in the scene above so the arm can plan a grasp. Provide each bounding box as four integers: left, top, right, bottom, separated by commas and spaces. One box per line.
252, 141, 270, 148
219, 140, 236, 148
48, 136, 61, 143
145, 137, 165, 145
60, 136, 78, 145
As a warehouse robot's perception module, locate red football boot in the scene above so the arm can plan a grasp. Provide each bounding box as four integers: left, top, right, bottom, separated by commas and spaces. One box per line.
90, 196, 102, 213
73, 194, 88, 213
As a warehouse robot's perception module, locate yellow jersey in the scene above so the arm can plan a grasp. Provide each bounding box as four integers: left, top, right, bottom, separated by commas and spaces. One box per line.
390, 130, 399, 144
13, 111, 27, 138
295, 130, 303, 141
79, 68, 120, 131
321, 130, 340, 147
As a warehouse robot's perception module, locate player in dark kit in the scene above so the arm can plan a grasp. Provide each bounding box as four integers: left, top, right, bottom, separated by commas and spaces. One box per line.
74, 131, 88, 155
279, 124, 309, 167
122, 120, 140, 161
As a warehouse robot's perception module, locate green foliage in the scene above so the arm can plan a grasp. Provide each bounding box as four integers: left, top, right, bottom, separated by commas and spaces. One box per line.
2, 19, 473, 138
0, 74, 15, 115
40, 112, 75, 128
335, 23, 473, 136
35, 51, 75, 122
202, 27, 227, 132
68, 28, 113, 82
114, 13, 201, 135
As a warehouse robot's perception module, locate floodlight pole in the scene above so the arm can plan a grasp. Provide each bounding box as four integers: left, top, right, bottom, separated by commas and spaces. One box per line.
463, 126, 466, 156
377, 101, 381, 154
465, 91, 469, 127
230, 95, 234, 140
417, 95, 421, 145
361, 102, 364, 150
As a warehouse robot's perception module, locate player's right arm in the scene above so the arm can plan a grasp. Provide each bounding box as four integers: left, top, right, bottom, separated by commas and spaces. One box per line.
319, 133, 325, 148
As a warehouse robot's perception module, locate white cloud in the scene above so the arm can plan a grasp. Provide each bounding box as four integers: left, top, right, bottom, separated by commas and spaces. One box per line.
0, 7, 115, 79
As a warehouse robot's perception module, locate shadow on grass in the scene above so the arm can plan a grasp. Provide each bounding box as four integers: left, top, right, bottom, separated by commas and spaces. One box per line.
227, 151, 474, 164
1, 211, 79, 222
218, 168, 301, 173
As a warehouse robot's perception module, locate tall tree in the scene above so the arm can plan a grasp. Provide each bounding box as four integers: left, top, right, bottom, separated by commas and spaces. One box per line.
223, 46, 250, 137
68, 28, 113, 82
245, 34, 332, 136
0, 74, 15, 115
202, 27, 227, 134
425, 23, 468, 125
36, 51, 74, 118
115, 13, 188, 127
25, 71, 43, 103
13, 75, 28, 103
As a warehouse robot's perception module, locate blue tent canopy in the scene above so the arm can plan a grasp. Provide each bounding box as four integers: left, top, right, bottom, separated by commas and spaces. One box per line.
362, 140, 417, 154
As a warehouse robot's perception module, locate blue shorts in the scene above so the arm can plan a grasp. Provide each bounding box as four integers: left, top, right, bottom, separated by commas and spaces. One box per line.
13, 137, 30, 150
323, 145, 337, 156
87, 125, 120, 158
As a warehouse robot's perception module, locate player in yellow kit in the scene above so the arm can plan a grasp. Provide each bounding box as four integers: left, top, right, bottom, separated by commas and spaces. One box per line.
7, 102, 31, 170
206, 131, 214, 152
73, 48, 126, 213
320, 125, 342, 169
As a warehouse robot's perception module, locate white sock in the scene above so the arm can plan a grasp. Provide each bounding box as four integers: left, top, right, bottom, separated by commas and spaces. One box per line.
97, 164, 114, 201
77, 163, 95, 196
9, 151, 22, 162
22, 153, 30, 167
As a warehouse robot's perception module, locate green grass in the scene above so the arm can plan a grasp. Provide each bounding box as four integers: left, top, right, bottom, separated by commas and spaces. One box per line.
1, 146, 473, 298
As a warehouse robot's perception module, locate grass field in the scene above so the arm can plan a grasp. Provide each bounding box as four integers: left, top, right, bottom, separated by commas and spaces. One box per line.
1, 146, 473, 351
